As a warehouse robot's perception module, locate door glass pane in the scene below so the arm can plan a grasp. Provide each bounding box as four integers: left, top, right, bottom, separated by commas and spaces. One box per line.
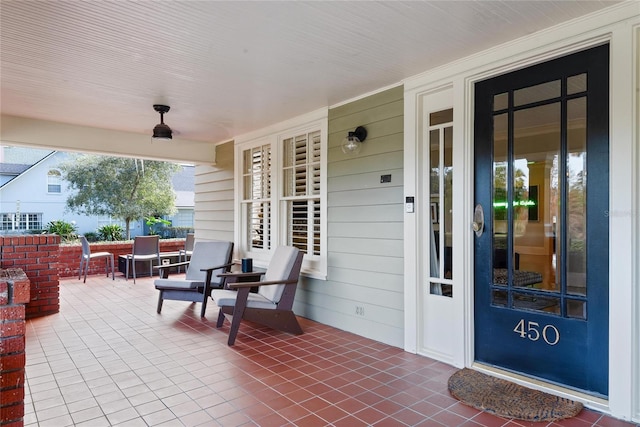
493, 92, 508, 111
492, 113, 509, 294
428, 109, 453, 297
567, 97, 587, 296
429, 130, 439, 278
567, 73, 587, 95
443, 126, 453, 280
513, 103, 560, 295
514, 80, 560, 106
513, 292, 560, 314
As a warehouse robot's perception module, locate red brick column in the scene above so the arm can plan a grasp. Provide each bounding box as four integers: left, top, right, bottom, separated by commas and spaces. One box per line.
0, 268, 31, 427
0, 235, 60, 319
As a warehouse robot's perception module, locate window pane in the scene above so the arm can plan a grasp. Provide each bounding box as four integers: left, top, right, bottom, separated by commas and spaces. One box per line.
429, 129, 439, 278
428, 109, 453, 296
493, 113, 509, 282
429, 108, 452, 126
513, 292, 560, 314
248, 202, 270, 250
567, 299, 587, 319
566, 97, 587, 296
567, 73, 587, 95
286, 199, 320, 255
443, 126, 453, 279
513, 103, 560, 292
243, 145, 271, 201
493, 92, 508, 111
47, 169, 61, 193
514, 80, 560, 106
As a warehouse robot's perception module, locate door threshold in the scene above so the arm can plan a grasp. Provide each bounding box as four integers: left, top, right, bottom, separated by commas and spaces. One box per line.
471, 363, 610, 414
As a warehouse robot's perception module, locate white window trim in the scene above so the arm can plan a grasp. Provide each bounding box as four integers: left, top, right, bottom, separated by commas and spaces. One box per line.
234, 108, 328, 279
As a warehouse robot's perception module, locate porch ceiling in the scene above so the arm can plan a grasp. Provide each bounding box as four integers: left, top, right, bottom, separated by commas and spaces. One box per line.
0, 1, 617, 146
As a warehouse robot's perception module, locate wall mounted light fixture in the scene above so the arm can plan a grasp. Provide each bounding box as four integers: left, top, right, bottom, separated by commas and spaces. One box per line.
152, 104, 172, 140
341, 126, 367, 154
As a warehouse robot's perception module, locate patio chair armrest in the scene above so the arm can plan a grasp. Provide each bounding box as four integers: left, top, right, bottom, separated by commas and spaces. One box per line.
218, 270, 266, 279
200, 262, 234, 273
153, 260, 190, 271
227, 278, 298, 289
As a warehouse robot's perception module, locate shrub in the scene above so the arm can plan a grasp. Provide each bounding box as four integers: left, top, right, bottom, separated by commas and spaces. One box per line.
157, 226, 193, 238
98, 224, 124, 241
145, 216, 171, 236
83, 232, 100, 242
46, 220, 77, 242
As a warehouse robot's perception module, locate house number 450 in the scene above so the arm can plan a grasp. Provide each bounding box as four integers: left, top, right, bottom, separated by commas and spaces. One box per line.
513, 319, 560, 346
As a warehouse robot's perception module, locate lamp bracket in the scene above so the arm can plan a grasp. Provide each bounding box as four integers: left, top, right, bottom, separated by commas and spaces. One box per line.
351, 126, 367, 142
153, 104, 170, 114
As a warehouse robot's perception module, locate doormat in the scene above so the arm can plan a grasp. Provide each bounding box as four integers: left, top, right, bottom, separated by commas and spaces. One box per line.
448, 368, 583, 422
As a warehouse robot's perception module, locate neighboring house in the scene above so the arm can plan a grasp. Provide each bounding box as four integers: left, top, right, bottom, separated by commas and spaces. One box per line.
0, 146, 194, 237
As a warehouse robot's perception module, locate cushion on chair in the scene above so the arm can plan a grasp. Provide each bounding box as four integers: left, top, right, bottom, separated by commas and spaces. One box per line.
154, 241, 233, 292
259, 246, 299, 304
211, 289, 278, 310
155, 279, 204, 290
185, 241, 233, 287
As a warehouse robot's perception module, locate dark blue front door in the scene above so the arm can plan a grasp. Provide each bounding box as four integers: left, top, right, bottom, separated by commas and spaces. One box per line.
474, 44, 609, 397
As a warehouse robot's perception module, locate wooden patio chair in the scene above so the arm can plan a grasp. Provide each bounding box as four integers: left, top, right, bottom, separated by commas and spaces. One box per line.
211, 246, 304, 346
154, 240, 234, 317
177, 232, 195, 272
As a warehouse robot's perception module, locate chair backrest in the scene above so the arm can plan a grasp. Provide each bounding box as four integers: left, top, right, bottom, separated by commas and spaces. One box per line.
133, 235, 160, 256
186, 241, 234, 286
259, 246, 303, 304
184, 233, 195, 252
80, 235, 91, 257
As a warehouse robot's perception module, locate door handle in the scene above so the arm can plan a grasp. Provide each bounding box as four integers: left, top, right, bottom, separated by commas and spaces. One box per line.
473, 204, 484, 237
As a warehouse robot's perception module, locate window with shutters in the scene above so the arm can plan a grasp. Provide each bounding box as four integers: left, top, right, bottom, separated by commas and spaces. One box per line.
236, 112, 327, 278
282, 131, 321, 256
242, 144, 272, 251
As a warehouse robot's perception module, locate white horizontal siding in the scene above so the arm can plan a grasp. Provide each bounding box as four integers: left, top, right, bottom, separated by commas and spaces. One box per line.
194, 142, 235, 244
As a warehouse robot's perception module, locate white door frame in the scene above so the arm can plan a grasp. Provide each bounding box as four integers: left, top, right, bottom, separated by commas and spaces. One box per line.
403, 3, 639, 421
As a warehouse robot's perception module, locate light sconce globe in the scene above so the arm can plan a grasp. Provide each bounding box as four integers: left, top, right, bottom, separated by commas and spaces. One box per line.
341, 126, 367, 155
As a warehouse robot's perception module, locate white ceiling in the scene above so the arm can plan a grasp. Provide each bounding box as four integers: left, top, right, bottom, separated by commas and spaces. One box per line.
0, 1, 618, 145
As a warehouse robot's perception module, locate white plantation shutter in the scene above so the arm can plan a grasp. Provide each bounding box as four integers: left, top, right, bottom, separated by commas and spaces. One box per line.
237, 117, 326, 277
283, 130, 321, 255
242, 144, 272, 250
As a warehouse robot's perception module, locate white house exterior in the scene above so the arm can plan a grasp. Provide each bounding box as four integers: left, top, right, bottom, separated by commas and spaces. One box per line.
0, 2, 638, 423
0, 147, 194, 237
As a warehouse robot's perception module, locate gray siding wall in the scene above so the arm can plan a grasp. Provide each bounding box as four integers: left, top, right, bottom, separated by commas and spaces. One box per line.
295, 86, 405, 348
194, 141, 235, 242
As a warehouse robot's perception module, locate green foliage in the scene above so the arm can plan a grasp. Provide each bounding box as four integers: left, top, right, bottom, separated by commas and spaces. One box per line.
46, 220, 77, 241
59, 155, 180, 239
163, 227, 194, 239
145, 216, 171, 235
83, 232, 100, 242
98, 224, 124, 241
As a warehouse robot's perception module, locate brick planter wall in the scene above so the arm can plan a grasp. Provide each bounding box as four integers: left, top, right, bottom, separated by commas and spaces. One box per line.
0, 236, 60, 320
0, 268, 30, 426
58, 239, 185, 278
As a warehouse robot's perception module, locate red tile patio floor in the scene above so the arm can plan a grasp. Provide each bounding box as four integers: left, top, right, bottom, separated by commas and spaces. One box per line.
23, 274, 636, 427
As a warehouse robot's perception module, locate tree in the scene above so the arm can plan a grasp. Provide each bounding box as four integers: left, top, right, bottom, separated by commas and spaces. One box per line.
60, 155, 180, 239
